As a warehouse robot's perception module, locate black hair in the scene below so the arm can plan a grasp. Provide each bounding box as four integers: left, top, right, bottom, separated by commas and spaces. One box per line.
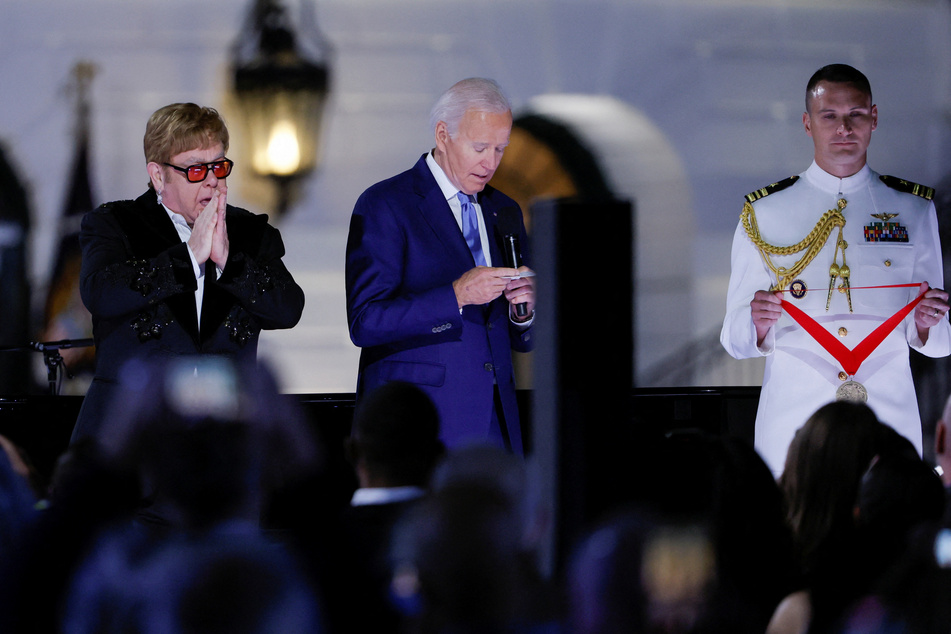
805, 64, 872, 112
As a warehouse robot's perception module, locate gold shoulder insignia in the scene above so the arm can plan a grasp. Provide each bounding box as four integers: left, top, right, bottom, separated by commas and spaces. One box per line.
745, 175, 799, 203
879, 175, 935, 201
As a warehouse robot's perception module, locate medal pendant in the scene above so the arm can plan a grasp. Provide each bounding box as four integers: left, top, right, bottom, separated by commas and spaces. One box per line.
836, 379, 868, 403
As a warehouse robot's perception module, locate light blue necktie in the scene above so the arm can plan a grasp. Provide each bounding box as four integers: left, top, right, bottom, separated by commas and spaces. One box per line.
457, 191, 487, 266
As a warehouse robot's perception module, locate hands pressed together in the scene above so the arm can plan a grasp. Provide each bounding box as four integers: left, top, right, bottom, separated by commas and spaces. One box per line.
453, 265, 536, 322
187, 189, 229, 270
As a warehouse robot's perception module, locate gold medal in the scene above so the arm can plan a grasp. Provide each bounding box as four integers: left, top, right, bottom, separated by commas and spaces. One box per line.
836, 379, 868, 403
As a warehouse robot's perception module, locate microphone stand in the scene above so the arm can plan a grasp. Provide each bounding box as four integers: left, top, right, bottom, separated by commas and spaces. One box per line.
0, 338, 94, 396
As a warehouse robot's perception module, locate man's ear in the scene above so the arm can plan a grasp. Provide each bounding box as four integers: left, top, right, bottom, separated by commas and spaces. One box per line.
434, 120, 450, 151
147, 162, 165, 192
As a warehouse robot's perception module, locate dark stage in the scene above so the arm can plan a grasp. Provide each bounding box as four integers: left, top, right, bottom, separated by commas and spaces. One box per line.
0, 386, 764, 574
0, 386, 760, 487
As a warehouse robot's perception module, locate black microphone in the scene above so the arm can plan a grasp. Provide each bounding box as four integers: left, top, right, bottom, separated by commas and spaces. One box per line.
496, 206, 528, 318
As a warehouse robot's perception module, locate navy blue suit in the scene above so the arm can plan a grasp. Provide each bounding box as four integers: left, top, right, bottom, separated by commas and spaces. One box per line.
345, 154, 534, 453
73, 189, 305, 443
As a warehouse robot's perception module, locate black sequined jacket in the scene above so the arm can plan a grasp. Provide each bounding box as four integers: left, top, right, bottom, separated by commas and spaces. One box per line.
71, 189, 305, 442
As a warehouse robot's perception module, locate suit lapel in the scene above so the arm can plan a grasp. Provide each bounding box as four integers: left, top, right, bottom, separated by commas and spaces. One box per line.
408, 157, 516, 321
480, 191, 505, 268
125, 192, 200, 338
125, 191, 189, 255
410, 156, 477, 267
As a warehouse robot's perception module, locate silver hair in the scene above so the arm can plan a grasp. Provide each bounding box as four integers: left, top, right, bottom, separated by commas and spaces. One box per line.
429, 77, 512, 138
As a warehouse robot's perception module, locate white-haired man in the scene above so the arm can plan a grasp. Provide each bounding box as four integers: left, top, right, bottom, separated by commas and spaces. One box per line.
345, 78, 536, 454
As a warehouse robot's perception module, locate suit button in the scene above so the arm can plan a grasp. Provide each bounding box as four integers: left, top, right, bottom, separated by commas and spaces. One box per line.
484, 363, 494, 372
838, 371, 848, 381
884, 259, 892, 267
838, 327, 848, 337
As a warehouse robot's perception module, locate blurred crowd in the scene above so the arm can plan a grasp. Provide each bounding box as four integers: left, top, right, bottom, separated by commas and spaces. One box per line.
1, 357, 950, 634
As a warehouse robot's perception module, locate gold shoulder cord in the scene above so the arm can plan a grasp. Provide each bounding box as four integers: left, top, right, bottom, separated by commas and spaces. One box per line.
741, 198, 851, 312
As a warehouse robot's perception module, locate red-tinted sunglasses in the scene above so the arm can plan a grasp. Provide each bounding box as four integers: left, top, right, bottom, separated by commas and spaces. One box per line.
164, 158, 234, 183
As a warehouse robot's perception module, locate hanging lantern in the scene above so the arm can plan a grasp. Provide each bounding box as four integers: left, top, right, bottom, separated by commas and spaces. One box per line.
232, 0, 331, 215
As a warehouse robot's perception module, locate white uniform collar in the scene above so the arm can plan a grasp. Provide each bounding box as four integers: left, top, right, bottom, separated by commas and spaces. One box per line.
803, 160, 872, 195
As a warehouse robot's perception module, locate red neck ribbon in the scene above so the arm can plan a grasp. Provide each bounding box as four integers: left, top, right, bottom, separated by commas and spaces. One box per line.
779, 283, 925, 376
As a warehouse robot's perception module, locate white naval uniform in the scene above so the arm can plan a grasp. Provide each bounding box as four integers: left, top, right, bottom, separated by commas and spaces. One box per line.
721, 161, 951, 477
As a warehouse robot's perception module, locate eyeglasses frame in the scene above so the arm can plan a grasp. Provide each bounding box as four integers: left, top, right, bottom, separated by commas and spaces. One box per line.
163, 158, 234, 183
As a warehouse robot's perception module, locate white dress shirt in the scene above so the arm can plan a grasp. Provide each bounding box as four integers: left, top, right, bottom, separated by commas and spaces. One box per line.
163, 205, 221, 332
425, 152, 494, 266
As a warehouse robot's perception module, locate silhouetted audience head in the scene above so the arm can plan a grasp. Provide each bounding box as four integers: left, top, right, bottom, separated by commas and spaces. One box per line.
769, 401, 943, 633
46, 435, 138, 513
779, 400, 883, 576
837, 521, 951, 633
833, 426, 947, 633
431, 443, 544, 549
567, 507, 716, 634
62, 527, 323, 633
854, 425, 944, 544
630, 430, 799, 632
100, 355, 318, 531
860, 526, 951, 633
389, 482, 529, 633
312, 383, 445, 633
347, 381, 444, 489
0, 432, 141, 634
384, 444, 561, 633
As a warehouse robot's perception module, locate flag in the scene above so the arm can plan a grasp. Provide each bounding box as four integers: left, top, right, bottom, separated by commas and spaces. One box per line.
0, 143, 32, 394
37, 64, 98, 388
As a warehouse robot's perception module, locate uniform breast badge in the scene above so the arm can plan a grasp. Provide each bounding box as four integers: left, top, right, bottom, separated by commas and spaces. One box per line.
789, 279, 807, 299
864, 213, 908, 243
